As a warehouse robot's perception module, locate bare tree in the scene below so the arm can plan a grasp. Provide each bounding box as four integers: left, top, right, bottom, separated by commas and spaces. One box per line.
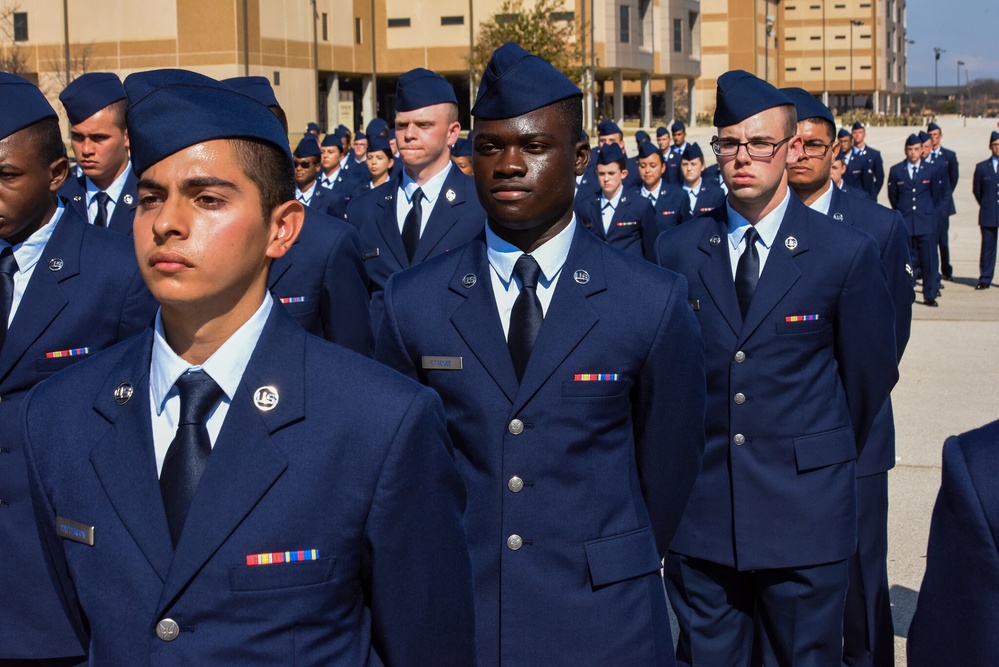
44, 42, 96, 90
0, 2, 29, 76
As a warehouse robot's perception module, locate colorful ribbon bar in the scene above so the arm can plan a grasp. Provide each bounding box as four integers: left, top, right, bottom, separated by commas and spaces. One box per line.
784, 314, 820, 323
246, 549, 320, 566
574, 374, 620, 381
279, 296, 307, 304
616, 221, 638, 226
45, 347, 89, 359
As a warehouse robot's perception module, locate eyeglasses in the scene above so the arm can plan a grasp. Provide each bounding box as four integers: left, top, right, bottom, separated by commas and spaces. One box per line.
801, 140, 836, 158
711, 136, 793, 158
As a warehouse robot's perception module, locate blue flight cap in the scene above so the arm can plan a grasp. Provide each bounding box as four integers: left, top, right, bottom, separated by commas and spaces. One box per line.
221, 76, 280, 108
671, 120, 686, 133
368, 134, 392, 156
635, 130, 650, 143
396, 68, 457, 112
0, 72, 57, 140
905, 134, 922, 147
597, 120, 622, 137
927, 122, 941, 132
355, 132, 367, 142
59, 72, 126, 125
780, 87, 834, 126
124, 69, 291, 176
991, 131, 999, 143
656, 126, 669, 137
681, 143, 704, 162
637, 141, 660, 159
852, 121, 864, 131
580, 129, 588, 143
388, 128, 396, 140
450, 137, 472, 158
293, 136, 321, 158
838, 128, 850, 138
366, 117, 388, 137
320, 129, 344, 148
306, 122, 320, 132
714, 70, 792, 127
917, 131, 930, 143
596, 143, 625, 165
337, 124, 348, 134
471, 42, 581, 120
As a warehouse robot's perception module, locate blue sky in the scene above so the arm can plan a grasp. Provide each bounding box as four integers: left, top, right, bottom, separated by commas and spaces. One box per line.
906, 0, 999, 86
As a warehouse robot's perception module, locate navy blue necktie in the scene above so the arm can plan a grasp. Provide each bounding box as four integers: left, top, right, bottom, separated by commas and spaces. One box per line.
735, 227, 760, 319
508, 254, 543, 383
0, 247, 18, 350
94, 191, 111, 228
401, 187, 423, 262
160, 370, 223, 547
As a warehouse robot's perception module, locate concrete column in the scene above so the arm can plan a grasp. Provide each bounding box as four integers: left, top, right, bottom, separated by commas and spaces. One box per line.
822, 90, 829, 107
327, 73, 340, 129
664, 78, 675, 127
361, 76, 375, 129
687, 78, 695, 126
583, 70, 594, 135
640, 74, 652, 129
872, 89, 880, 113
895, 94, 901, 115
613, 70, 624, 125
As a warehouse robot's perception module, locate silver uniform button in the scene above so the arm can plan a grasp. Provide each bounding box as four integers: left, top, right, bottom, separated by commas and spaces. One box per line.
508, 476, 524, 493
156, 618, 180, 642
734, 350, 746, 363
734, 392, 746, 405
507, 534, 523, 550
508, 419, 524, 435
733, 434, 746, 446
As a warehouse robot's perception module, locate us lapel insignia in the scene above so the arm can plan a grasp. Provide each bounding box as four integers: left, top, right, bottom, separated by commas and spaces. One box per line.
833, 213, 843, 221
48, 258, 64, 271
461, 273, 477, 288
445, 188, 456, 202
73, 195, 82, 202
709, 235, 721, 246
573, 269, 590, 285
114, 382, 133, 406
123, 194, 133, 205
785, 236, 798, 251
253, 386, 279, 412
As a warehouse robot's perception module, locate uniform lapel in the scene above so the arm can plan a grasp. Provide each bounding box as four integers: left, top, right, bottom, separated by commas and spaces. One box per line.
89, 331, 174, 582
156, 307, 298, 615
448, 240, 520, 403
588, 197, 608, 240
512, 226, 602, 414
0, 210, 84, 381
413, 168, 466, 263
373, 177, 409, 268
107, 170, 138, 234
737, 197, 807, 344
66, 177, 88, 221
695, 211, 742, 336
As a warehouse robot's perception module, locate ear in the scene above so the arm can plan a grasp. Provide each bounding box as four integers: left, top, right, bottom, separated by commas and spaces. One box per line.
786, 134, 804, 166
265, 200, 305, 260
48, 156, 70, 193
446, 120, 461, 147
123, 128, 130, 151
574, 141, 590, 177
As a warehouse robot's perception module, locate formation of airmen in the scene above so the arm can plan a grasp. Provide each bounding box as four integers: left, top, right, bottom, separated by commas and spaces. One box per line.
0, 38, 997, 667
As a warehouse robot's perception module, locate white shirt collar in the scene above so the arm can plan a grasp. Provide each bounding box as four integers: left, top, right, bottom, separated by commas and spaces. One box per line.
86, 160, 132, 204
641, 180, 663, 200
296, 181, 317, 203
727, 188, 791, 251
485, 216, 576, 288
401, 162, 453, 205
150, 295, 273, 416
807, 182, 835, 216
683, 178, 702, 195
0, 200, 64, 274
600, 187, 624, 210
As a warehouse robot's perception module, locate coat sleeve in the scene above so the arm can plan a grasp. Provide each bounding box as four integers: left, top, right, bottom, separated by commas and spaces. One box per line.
362, 387, 476, 666
872, 152, 885, 197
907, 431, 999, 667
834, 235, 898, 453
973, 165, 984, 205
117, 265, 158, 339
374, 274, 421, 382
887, 168, 899, 209
320, 224, 373, 356
884, 212, 914, 362
631, 272, 706, 555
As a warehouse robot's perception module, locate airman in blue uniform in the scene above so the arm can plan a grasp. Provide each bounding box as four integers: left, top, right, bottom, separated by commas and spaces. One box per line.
842, 122, 885, 202
663, 120, 689, 186
971, 132, 999, 289
596, 120, 641, 190
927, 122, 959, 281
679, 142, 726, 221
57, 72, 138, 236
631, 141, 688, 230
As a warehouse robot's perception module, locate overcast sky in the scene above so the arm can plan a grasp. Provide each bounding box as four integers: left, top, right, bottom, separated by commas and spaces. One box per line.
906, 0, 998, 86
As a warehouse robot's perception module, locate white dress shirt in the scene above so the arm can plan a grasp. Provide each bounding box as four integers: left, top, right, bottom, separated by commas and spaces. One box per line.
807, 182, 836, 217
0, 202, 63, 326
396, 162, 453, 236
85, 161, 131, 225
599, 188, 624, 234
295, 181, 317, 206
149, 295, 273, 476
486, 217, 575, 340
726, 189, 790, 278
683, 178, 702, 210
641, 181, 662, 205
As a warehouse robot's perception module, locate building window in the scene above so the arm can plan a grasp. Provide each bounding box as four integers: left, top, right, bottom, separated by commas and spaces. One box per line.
496, 13, 516, 25
322, 13, 328, 40
835, 66, 846, 70
835, 3, 846, 7
550, 11, 574, 21
673, 18, 682, 52
859, 2, 871, 6
811, 66, 821, 71
441, 15, 465, 25
12, 11, 27, 41
786, 5, 796, 10
860, 65, 872, 70
786, 67, 798, 72
620, 5, 630, 44
810, 4, 820, 8
810, 35, 821, 40
785, 36, 797, 41
273, 71, 281, 86
835, 35, 846, 39
387, 18, 410, 28
860, 34, 871, 39
355, 17, 362, 44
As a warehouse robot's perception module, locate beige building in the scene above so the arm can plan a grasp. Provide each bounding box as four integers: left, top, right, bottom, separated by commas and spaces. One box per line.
1, 0, 700, 137
697, 0, 908, 122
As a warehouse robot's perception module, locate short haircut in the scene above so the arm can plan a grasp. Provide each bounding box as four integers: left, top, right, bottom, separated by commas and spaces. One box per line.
780, 105, 798, 137
369, 147, 393, 160
639, 151, 665, 166
268, 105, 289, 134
104, 99, 127, 130
227, 138, 295, 222
548, 97, 582, 144
800, 117, 836, 142
21, 117, 66, 168
681, 155, 704, 165
832, 153, 845, 165
445, 103, 459, 124
599, 157, 627, 171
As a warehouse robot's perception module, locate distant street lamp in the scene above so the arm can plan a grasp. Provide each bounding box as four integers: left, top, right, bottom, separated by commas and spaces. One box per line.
765, 15, 775, 83
849, 20, 863, 110
933, 47, 945, 96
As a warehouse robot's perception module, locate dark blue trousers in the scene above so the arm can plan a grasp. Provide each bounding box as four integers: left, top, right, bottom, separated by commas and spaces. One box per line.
912, 233, 939, 300
979, 226, 998, 284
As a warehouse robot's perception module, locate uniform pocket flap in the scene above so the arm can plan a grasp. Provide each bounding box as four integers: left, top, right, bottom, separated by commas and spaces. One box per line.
230, 556, 336, 592
793, 426, 856, 472
561, 379, 628, 398
584, 527, 661, 588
